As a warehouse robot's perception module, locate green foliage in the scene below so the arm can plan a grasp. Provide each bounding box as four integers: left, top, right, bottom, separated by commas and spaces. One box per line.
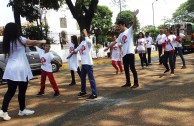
90, 5, 113, 44
115, 10, 140, 31
23, 24, 54, 43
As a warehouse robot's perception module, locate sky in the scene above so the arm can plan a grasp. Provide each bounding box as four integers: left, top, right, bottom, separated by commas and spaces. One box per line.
0, 0, 187, 28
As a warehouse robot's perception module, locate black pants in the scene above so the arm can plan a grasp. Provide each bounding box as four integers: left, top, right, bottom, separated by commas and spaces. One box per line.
163, 51, 174, 73
139, 53, 148, 67
147, 48, 152, 63
71, 67, 81, 83
123, 54, 138, 85
158, 45, 163, 64
1, 80, 28, 112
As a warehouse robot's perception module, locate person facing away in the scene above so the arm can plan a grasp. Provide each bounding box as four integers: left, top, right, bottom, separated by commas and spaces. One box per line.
161, 28, 176, 76
110, 34, 123, 74
68, 35, 81, 86
35, 42, 62, 97
145, 32, 153, 65
104, 9, 139, 88
0, 22, 46, 121
136, 32, 148, 68
67, 29, 97, 100
156, 30, 166, 65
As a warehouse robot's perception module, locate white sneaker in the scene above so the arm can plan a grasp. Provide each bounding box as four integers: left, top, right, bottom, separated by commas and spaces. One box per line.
18, 109, 35, 116
0, 110, 11, 121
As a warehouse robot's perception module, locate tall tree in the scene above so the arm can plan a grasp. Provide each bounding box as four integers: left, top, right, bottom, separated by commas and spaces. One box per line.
7, 0, 65, 35
90, 5, 113, 44
65, 0, 99, 32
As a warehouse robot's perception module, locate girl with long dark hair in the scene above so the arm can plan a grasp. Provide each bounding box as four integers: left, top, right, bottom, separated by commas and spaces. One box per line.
0, 22, 46, 121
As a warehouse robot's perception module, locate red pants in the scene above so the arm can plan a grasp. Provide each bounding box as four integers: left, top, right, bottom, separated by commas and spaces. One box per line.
112, 60, 123, 72
40, 70, 59, 93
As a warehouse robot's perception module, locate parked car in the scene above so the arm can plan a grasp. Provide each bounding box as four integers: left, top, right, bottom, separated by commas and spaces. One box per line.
0, 41, 63, 82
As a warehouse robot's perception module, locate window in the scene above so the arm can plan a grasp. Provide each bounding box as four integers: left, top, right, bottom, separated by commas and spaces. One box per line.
60, 18, 67, 28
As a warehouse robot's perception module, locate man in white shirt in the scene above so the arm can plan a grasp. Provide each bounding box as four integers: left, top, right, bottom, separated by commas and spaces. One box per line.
145, 32, 153, 65
156, 30, 165, 65
104, 9, 139, 88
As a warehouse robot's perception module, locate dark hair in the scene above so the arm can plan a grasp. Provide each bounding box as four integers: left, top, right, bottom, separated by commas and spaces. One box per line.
71, 35, 79, 48
116, 19, 128, 27
2, 22, 22, 58
137, 32, 144, 39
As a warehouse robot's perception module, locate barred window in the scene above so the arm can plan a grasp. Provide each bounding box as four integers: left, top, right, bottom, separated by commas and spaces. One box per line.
60, 18, 67, 28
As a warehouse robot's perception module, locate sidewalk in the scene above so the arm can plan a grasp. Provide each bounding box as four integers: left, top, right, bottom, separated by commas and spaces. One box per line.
0, 52, 194, 126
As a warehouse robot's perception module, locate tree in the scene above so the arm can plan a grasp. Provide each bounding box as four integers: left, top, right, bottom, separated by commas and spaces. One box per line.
7, 0, 65, 35
90, 5, 113, 44
172, 0, 194, 23
115, 10, 140, 32
65, 0, 99, 32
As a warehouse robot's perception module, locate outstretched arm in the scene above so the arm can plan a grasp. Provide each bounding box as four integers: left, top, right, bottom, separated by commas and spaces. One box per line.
25, 40, 46, 46
132, 9, 139, 30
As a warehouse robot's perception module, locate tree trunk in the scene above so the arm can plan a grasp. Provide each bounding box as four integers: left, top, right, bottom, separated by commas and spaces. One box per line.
13, 5, 22, 35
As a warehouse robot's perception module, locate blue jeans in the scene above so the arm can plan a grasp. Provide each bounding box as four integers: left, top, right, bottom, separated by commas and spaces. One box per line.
174, 47, 186, 66
81, 65, 97, 95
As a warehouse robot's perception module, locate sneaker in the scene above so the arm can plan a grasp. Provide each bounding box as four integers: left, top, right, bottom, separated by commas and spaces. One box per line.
121, 83, 131, 87
131, 85, 139, 88
77, 92, 87, 97
54, 92, 60, 97
86, 94, 97, 100
69, 82, 76, 86
36, 92, 44, 96
0, 110, 11, 121
18, 109, 35, 116
164, 69, 170, 73
181, 65, 186, 69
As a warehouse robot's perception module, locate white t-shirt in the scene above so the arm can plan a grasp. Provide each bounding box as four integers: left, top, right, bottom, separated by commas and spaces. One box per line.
75, 37, 93, 65
156, 34, 165, 45
3, 37, 33, 81
162, 35, 175, 51
68, 42, 79, 71
116, 26, 135, 57
35, 46, 55, 72
145, 36, 153, 48
171, 34, 177, 48
137, 38, 146, 51
111, 42, 122, 61
177, 33, 185, 47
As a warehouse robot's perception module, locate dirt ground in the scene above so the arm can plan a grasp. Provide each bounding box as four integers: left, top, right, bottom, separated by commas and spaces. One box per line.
0, 52, 194, 126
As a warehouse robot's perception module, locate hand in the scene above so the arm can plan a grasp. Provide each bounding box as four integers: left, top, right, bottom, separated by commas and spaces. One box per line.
160, 53, 164, 57
67, 56, 70, 59
133, 9, 139, 16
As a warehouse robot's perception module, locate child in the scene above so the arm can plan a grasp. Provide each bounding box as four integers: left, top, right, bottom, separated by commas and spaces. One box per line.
67, 29, 97, 100
36, 42, 62, 97
137, 32, 148, 68
68, 35, 81, 86
110, 34, 123, 74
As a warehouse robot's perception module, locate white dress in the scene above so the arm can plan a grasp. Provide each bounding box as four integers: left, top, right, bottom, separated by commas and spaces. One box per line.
68, 42, 79, 71
3, 37, 33, 81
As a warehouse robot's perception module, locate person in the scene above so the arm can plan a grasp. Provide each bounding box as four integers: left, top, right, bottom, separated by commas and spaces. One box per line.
67, 29, 97, 100
161, 28, 175, 76
104, 9, 139, 88
136, 32, 148, 68
145, 32, 153, 65
0, 22, 46, 121
110, 34, 123, 74
68, 35, 81, 86
174, 29, 186, 69
36, 42, 62, 97
156, 30, 165, 65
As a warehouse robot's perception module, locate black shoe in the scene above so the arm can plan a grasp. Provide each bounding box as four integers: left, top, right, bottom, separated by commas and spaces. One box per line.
121, 83, 131, 87
69, 82, 76, 86
77, 92, 87, 97
86, 94, 97, 100
131, 85, 139, 88
36, 92, 44, 96
164, 69, 170, 73
54, 92, 60, 97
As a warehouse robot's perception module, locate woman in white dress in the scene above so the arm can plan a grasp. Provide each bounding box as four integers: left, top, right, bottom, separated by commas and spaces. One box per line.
0, 22, 46, 121
68, 35, 81, 86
